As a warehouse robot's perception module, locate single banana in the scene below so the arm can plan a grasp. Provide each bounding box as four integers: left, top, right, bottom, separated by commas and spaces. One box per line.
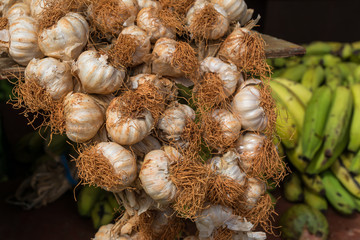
348, 150, 360, 175
284, 56, 302, 67
273, 78, 312, 106
306, 86, 353, 174
91, 200, 115, 229
302, 86, 332, 161
354, 66, 360, 83
302, 55, 322, 67
283, 172, 304, 202
276, 101, 299, 149
270, 81, 305, 130
348, 84, 360, 152
301, 174, 325, 196
77, 185, 104, 217
352, 195, 360, 212
322, 54, 341, 68
301, 65, 325, 91
337, 62, 357, 86
305, 42, 333, 55
285, 143, 309, 173
340, 43, 353, 60
322, 170, 356, 215
325, 66, 343, 91
279, 64, 307, 82
304, 187, 328, 213
331, 154, 360, 198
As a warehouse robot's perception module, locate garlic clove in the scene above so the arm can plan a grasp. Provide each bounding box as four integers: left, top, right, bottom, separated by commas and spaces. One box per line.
5, 2, 30, 23
243, 178, 266, 210
235, 132, 265, 171
130, 135, 162, 159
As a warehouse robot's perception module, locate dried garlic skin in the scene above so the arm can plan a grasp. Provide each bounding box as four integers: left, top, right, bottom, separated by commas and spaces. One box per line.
200, 57, 243, 97
64, 92, 105, 143
157, 103, 196, 143
136, 0, 160, 9
232, 79, 267, 131
25, 57, 73, 100
131, 135, 162, 158
97, 142, 137, 191
137, 7, 175, 43
121, 25, 151, 66
74, 50, 125, 94
30, 0, 45, 18
233, 231, 267, 240
94, 224, 122, 240
8, 16, 44, 66
38, 12, 89, 61
0, 0, 17, 14
210, 0, 248, 22
139, 147, 179, 204
186, 0, 229, 40
5, 2, 30, 23
152, 38, 183, 77
106, 97, 154, 145
129, 74, 176, 99
235, 132, 264, 171
243, 178, 266, 209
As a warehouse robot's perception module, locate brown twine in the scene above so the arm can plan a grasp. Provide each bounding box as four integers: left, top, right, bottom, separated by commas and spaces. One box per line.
158, 0, 195, 16
9, 76, 65, 135
0, 17, 8, 30
103, 34, 138, 69
74, 144, 129, 191
158, 8, 186, 35
188, 4, 220, 41
171, 41, 200, 79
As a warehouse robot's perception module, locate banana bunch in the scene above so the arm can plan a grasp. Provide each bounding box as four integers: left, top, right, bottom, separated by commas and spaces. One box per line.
268, 41, 360, 215
77, 185, 121, 229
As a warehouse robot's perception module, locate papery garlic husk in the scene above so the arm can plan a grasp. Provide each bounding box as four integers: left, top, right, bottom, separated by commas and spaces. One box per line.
106, 96, 154, 145
232, 79, 267, 132
203, 109, 242, 150
8, 16, 43, 65
157, 102, 196, 144
233, 231, 267, 240
5, 2, 30, 23
209, 0, 252, 24
120, 25, 151, 66
94, 224, 120, 240
25, 57, 73, 100
0, 17, 9, 54
117, 189, 158, 217
64, 92, 105, 143
30, 0, 45, 18
38, 12, 89, 61
137, 7, 175, 43
136, 0, 160, 9
139, 146, 180, 204
235, 132, 264, 171
243, 178, 266, 210
195, 204, 254, 238
130, 135, 161, 159
186, 0, 229, 40
200, 57, 243, 97
74, 50, 125, 94
0, 0, 16, 14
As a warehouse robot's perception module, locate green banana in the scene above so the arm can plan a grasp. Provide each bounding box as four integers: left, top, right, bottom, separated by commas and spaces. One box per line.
276, 101, 299, 149
352, 196, 360, 212
77, 185, 104, 217
279, 64, 307, 82
304, 187, 328, 213
301, 65, 325, 91
340, 43, 353, 60
284, 56, 302, 67
331, 154, 360, 198
348, 84, 360, 152
272, 58, 287, 68
306, 86, 353, 174
302, 55, 322, 67
322, 54, 341, 68
301, 174, 325, 196
302, 86, 332, 161
270, 81, 305, 130
322, 170, 356, 215
283, 172, 304, 202
271, 69, 285, 78
305, 42, 334, 55
354, 66, 360, 83
337, 62, 357, 86
91, 200, 115, 229
325, 66, 343, 91
107, 193, 120, 212
273, 78, 312, 106
286, 143, 309, 173
348, 150, 360, 175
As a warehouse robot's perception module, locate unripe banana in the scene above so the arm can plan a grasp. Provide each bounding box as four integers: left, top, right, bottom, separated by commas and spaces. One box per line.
77, 185, 104, 217
348, 84, 360, 152
301, 65, 325, 91
348, 150, 360, 175
276, 101, 298, 149
325, 66, 343, 91
322, 54, 341, 68
91, 200, 115, 229
305, 42, 333, 55
279, 64, 307, 82
340, 43, 353, 60
283, 172, 304, 202
301, 174, 325, 196
337, 62, 357, 86
302, 55, 322, 67
273, 78, 312, 106
304, 187, 328, 213
285, 143, 309, 173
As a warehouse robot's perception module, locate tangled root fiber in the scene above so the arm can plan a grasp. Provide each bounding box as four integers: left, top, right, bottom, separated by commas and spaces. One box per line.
159, 0, 195, 16
158, 8, 185, 35
0, 17, 8, 30
171, 41, 200, 79
213, 227, 233, 240
104, 34, 138, 69
188, 4, 220, 41
259, 81, 277, 137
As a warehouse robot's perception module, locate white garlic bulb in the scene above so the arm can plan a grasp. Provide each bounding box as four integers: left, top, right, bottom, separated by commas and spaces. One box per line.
209, 0, 251, 23
243, 178, 266, 209
121, 25, 151, 66
38, 12, 89, 61
25, 57, 73, 100
94, 224, 118, 240
131, 135, 162, 158
235, 132, 264, 171
152, 38, 183, 78
30, 0, 45, 18
200, 57, 243, 97
232, 79, 267, 131
95, 142, 137, 191
157, 103, 196, 143
64, 92, 105, 143
106, 96, 154, 145
209, 151, 246, 185
136, 0, 160, 9
233, 231, 267, 240
195, 204, 253, 238
137, 7, 175, 42
139, 147, 180, 204
186, 0, 229, 40
0, 0, 16, 14
8, 16, 43, 66
74, 50, 125, 94
5, 2, 30, 22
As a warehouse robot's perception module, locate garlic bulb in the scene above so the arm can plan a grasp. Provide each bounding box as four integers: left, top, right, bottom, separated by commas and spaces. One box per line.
235, 132, 264, 171
8, 16, 43, 66
0, 0, 16, 14
136, 0, 160, 9
131, 135, 162, 158
94, 224, 123, 240
106, 96, 154, 145
186, 0, 229, 40
157, 103, 196, 143
152, 38, 183, 77
243, 178, 266, 209
233, 231, 267, 240
139, 147, 180, 204
74, 50, 125, 94
121, 25, 151, 66
195, 204, 253, 238
200, 57, 243, 97
231, 79, 267, 131
25, 57, 73, 100
137, 7, 175, 42
64, 92, 105, 143
95, 142, 137, 191
30, 0, 45, 18
209, 151, 246, 185
5, 2, 30, 22
209, 0, 251, 23
38, 12, 89, 61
